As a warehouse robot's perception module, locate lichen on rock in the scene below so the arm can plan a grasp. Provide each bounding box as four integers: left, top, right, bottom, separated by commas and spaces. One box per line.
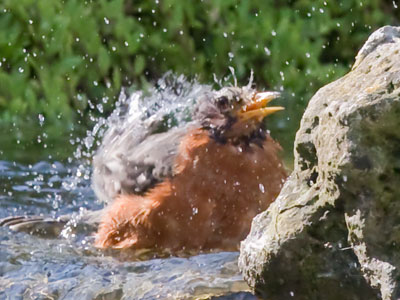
239, 26, 400, 300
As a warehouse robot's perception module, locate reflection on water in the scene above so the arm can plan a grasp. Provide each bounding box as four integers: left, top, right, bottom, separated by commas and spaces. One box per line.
0, 160, 253, 299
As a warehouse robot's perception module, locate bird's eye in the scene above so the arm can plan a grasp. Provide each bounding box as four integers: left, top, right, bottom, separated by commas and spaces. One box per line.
216, 96, 229, 109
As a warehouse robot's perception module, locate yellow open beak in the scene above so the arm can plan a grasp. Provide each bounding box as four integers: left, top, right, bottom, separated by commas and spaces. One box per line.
238, 91, 284, 121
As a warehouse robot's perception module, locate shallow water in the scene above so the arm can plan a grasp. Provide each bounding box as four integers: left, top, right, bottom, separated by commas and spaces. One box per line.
0, 160, 254, 299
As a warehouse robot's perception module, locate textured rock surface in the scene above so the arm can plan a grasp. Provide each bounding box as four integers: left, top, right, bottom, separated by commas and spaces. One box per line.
239, 26, 400, 300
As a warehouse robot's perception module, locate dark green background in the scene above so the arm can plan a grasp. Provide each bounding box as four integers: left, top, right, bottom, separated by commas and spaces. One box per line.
0, 0, 399, 162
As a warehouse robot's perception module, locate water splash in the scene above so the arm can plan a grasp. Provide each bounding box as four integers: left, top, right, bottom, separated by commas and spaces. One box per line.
72, 73, 213, 175
0, 73, 261, 299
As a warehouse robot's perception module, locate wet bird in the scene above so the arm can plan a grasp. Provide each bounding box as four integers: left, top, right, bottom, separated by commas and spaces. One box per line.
0, 85, 287, 253
92, 86, 287, 251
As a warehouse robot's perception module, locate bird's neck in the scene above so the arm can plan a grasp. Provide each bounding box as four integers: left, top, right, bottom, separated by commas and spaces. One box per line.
207, 125, 268, 147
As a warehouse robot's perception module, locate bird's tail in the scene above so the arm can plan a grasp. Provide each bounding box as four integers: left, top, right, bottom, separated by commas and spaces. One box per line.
0, 209, 102, 238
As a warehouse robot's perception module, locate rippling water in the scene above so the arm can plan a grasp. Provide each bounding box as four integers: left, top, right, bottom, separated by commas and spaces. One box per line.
0, 160, 254, 299
0, 75, 259, 299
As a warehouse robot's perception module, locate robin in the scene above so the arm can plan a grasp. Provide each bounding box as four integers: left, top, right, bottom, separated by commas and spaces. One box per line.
92, 86, 287, 251
1, 85, 287, 253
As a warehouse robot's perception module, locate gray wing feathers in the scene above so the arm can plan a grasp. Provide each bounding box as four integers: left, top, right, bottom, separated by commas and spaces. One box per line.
92, 124, 194, 204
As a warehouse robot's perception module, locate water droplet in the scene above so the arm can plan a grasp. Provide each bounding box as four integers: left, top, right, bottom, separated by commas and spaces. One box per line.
33, 185, 41, 193
104, 17, 110, 24
264, 47, 271, 56
259, 183, 265, 193
96, 104, 103, 113
223, 32, 228, 38
38, 114, 45, 126
84, 136, 94, 149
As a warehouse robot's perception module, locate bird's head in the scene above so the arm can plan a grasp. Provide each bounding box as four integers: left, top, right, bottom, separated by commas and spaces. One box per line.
194, 87, 284, 143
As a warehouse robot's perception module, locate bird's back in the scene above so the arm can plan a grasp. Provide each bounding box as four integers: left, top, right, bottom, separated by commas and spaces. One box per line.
92, 123, 198, 203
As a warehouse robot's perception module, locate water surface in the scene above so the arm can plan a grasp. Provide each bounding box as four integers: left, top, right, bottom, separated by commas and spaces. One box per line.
0, 159, 254, 299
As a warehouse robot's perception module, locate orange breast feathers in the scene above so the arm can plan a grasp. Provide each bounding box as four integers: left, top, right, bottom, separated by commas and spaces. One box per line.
95, 128, 287, 251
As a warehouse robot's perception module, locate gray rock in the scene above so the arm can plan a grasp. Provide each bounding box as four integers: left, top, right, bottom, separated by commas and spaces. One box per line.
239, 25, 400, 300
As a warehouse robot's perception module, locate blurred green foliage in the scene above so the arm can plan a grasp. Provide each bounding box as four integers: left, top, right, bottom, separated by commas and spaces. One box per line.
0, 0, 398, 146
